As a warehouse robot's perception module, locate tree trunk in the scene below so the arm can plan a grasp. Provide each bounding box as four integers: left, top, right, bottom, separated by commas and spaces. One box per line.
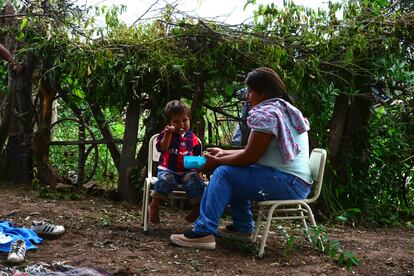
118, 92, 140, 202
326, 92, 373, 206
338, 95, 373, 179
3, 54, 36, 184
135, 99, 164, 179
191, 74, 205, 139
0, 94, 11, 154
32, 123, 66, 186
89, 101, 121, 172
327, 93, 350, 166
32, 78, 65, 186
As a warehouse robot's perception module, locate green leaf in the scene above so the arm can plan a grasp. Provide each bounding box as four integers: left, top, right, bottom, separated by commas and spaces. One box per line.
344, 47, 353, 63
243, 0, 256, 11
16, 32, 25, 41
20, 18, 28, 30
346, 258, 352, 271
336, 215, 348, 222
338, 252, 345, 265
317, 240, 323, 254
347, 208, 361, 214
74, 88, 85, 99
375, 0, 388, 8
225, 85, 234, 96
325, 243, 331, 256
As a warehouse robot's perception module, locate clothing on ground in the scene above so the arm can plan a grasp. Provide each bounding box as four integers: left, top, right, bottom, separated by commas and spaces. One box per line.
0, 221, 43, 252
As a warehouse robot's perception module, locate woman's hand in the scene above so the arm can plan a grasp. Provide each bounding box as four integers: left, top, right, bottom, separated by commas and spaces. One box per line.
206, 147, 225, 157
201, 153, 220, 171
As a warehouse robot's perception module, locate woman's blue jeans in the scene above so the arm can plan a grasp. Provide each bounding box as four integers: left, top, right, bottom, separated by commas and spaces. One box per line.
193, 165, 311, 235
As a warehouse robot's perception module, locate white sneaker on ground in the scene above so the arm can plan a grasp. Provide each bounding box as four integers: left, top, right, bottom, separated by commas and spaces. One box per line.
7, 239, 26, 263
31, 221, 65, 236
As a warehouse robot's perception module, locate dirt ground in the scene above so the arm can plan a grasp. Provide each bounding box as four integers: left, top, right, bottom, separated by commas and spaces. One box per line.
0, 183, 413, 276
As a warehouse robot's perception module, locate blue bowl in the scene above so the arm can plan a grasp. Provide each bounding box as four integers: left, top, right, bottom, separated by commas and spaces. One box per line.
184, 156, 206, 169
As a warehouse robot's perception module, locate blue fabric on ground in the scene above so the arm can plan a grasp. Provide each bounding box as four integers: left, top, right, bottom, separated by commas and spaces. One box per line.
0, 220, 43, 252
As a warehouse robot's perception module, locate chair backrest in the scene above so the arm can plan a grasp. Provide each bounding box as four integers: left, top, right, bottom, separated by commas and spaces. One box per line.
147, 134, 161, 178
146, 133, 203, 178
306, 148, 327, 203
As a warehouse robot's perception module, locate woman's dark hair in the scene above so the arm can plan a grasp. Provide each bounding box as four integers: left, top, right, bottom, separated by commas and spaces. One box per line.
164, 100, 191, 122
245, 67, 294, 104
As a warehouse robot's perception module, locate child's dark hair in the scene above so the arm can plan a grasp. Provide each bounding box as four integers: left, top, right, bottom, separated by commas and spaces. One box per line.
164, 100, 191, 122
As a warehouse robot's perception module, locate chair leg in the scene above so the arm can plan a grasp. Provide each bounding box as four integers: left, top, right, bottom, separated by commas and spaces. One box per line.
258, 204, 278, 257
298, 204, 308, 231
252, 206, 263, 243
309, 210, 324, 251
143, 181, 151, 232
141, 183, 146, 225
301, 203, 324, 252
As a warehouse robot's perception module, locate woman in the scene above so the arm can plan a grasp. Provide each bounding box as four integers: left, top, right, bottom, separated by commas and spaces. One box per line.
170, 67, 312, 249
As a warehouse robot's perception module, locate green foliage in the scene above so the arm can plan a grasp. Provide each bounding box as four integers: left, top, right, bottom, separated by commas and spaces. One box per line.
305, 225, 360, 271
48, 103, 121, 186
101, 209, 111, 226
32, 178, 80, 200
248, 0, 414, 223
336, 208, 362, 226
0, 63, 7, 93
276, 225, 298, 257
0, 0, 18, 8
220, 236, 259, 256
4, 0, 413, 224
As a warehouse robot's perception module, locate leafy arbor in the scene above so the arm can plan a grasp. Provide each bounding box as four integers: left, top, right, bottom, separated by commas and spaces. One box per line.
0, 0, 412, 222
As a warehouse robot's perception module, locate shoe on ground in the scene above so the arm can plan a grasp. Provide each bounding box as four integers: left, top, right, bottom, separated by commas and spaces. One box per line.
218, 225, 252, 240
31, 221, 65, 236
7, 239, 26, 263
170, 231, 216, 249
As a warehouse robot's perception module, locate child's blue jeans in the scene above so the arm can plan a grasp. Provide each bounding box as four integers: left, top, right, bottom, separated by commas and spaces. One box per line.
193, 165, 311, 235
151, 169, 205, 203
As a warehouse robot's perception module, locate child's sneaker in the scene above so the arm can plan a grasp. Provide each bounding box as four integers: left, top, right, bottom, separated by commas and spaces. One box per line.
31, 221, 65, 236
7, 239, 26, 263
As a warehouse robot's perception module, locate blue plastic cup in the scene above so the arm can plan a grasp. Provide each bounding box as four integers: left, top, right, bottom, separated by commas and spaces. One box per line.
184, 156, 206, 169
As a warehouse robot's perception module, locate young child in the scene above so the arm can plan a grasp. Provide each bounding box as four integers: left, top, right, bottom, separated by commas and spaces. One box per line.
149, 100, 206, 224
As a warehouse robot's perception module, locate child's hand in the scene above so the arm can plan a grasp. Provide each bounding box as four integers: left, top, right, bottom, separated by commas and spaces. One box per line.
164, 125, 175, 134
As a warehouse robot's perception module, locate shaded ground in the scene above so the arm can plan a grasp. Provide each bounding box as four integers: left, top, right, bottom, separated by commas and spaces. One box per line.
0, 183, 413, 275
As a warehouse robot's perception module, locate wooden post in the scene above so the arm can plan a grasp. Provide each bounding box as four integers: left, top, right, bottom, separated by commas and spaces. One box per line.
77, 117, 86, 186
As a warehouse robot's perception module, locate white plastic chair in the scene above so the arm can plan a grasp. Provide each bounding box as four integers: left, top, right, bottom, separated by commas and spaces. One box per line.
251, 148, 327, 257
141, 134, 203, 232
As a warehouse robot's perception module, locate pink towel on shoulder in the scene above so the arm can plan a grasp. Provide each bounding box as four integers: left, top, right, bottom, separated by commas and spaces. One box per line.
247, 98, 310, 163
